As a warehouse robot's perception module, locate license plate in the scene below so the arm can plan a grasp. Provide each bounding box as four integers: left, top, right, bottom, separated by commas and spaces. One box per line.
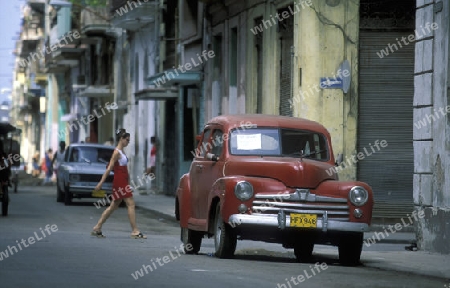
290, 213, 317, 228
92, 190, 106, 198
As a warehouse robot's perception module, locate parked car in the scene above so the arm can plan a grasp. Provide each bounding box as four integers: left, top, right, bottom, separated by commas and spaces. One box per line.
11, 155, 27, 193
56, 143, 114, 205
175, 114, 374, 266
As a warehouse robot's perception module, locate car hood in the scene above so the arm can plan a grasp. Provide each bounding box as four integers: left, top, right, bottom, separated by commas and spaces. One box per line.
63, 162, 109, 174
223, 157, 337, 189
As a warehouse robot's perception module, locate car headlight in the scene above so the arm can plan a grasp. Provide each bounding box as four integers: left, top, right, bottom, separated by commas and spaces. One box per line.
349, 186, 368, 206
69, 174, 80, 182
234, 181, 254, 201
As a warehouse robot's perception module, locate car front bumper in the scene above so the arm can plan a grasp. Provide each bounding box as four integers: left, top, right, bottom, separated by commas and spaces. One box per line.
69, 183, 112, 195
228, 212, 369, 233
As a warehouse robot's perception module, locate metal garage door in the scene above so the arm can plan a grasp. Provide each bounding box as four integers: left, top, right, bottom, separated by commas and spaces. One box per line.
358, 31, 414, 218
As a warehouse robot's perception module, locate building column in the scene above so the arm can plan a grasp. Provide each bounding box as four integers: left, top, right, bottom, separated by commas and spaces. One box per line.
414, 0, 450, 254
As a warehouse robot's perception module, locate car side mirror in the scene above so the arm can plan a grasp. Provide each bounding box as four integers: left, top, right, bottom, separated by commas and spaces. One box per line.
206, 153, 218, 162
335, 153, 343, 166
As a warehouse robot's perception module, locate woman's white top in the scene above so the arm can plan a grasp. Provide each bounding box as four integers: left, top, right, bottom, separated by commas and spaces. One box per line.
116, 149, 128, 166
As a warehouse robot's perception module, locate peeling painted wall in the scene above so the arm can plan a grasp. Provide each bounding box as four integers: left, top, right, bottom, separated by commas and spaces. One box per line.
414, 0, 450, 254
293, 0, 359, 180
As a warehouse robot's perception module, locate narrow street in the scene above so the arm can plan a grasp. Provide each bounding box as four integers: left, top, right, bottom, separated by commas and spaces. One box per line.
0, 186, 446, 288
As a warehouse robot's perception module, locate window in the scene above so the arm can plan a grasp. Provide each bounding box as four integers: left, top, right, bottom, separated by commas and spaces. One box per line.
254, 17, 263, 113
280, 129, 329, 161
230, 128, 281, 156
229, 128, 329, 161
195, 129, 212, 158
229, 28, 238, 87
69, 147, 114, 163
212, 34, 223, 116
210, 129, 224, 156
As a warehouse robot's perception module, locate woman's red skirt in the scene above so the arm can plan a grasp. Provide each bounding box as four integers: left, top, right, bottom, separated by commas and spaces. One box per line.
111, 165, 133, 200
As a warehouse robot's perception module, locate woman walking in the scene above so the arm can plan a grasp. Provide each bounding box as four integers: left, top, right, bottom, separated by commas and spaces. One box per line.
91, 128, 147, 239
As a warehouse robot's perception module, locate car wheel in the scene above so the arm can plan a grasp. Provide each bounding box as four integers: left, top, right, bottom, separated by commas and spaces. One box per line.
1, 186, 9, 216
56, 180, 64, 202
338, 232, 363, 266
214, 202, 237, 258
64, 184, 72, 206
181, 227, 202, 254
294, 240, 314, 263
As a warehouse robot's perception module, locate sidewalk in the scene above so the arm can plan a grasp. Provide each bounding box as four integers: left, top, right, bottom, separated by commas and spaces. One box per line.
134, 191, 450, 280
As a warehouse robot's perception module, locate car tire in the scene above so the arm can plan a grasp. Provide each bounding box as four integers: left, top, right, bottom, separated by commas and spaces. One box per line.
56, 180, 64, 202
294, 240, 314, 263
2, 186, 9, 216
214, 202, 237, 258
181, 227, 202, 254
64, 184, 72, 206
338, 232, 363, 266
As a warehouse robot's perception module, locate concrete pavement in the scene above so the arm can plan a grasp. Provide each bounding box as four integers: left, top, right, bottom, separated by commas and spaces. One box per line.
133, 191, 450, 280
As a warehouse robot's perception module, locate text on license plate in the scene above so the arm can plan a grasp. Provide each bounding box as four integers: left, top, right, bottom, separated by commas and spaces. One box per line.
290, 213, 317, 228
92, 190, 106, 198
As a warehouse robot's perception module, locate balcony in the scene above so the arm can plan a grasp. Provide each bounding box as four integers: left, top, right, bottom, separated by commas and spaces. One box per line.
135, 87, 178, 101
45, 27, 85, 72
34, 73, 47, 86
76, 85, 114, 98
44, 41, 85, 73
27, 0, 45, 13
52, 45, 84, 65
81, 6, 111, 35
110, 0, 158, 31
16, 40, 39, 59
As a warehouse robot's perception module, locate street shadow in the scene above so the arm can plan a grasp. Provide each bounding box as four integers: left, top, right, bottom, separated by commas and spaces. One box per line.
195, 248, 342, 266
68, 200, 127, 208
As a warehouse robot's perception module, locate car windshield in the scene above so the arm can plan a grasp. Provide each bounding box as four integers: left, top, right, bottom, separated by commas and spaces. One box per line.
229, 128, 329, 161
69, 147, 114, 163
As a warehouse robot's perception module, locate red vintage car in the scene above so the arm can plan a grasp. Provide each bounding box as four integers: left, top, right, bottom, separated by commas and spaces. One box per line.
175, 114, 373, 266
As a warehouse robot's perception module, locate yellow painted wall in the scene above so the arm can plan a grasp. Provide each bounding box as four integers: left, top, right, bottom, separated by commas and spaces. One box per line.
294, 0, 359, 180
246, 0, 360, 180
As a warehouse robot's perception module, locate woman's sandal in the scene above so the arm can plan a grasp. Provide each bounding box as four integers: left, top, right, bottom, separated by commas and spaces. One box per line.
91, 230, 105, 238
131, 232, 147, 239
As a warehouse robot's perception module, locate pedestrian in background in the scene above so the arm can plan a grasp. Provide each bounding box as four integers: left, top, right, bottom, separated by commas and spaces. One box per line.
0, 141, 11, 187
91, 128, 147, 239
32, 152, 40, 178
51, 141, 66, 175
145, 136, 156, 176
43, 148, 53, 184
104, 137, 114, 146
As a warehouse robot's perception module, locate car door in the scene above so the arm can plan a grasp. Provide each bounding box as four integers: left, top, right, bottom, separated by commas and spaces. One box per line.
195, 127, 225, 220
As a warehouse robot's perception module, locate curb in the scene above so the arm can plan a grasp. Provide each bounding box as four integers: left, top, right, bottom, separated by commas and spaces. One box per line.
363, 237, 415, 245
362, 260, 449, 280
135, 203, 177, 224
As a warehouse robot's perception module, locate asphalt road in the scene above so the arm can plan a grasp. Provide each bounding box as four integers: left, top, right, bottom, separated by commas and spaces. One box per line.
0, 186, 447, 288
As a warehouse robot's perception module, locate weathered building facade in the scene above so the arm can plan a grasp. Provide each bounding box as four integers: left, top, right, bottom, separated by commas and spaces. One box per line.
200, 0, 416, 220
110, 0, 158, 189
414, 0, 450, 254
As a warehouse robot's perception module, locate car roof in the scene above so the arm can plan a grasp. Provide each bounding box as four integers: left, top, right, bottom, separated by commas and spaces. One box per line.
68, 143, 115, 149
206, 114, 330, 135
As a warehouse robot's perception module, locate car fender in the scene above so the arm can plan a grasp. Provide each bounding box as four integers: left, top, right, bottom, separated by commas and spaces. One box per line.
207, 176, 288, 230
313, 180, 374, 223
176, 173, 191, 227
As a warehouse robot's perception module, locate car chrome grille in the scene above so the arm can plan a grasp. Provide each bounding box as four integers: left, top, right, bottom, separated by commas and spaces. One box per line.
79, 175, 113, 183
252, 190, 349, 221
